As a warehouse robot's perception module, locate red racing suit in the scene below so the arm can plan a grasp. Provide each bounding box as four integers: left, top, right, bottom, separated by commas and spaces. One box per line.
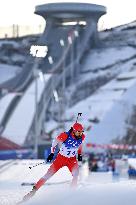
35, 131, 85, 189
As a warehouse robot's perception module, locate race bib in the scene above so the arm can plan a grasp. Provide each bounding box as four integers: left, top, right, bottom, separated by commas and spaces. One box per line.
59, 145, 78, 158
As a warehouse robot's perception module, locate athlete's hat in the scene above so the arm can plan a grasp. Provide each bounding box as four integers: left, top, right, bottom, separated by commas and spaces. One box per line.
72, 122, 84, 132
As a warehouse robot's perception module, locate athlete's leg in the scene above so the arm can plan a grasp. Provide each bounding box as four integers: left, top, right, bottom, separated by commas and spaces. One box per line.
22, 154, 65, 201
67, 157, 79, 187
35, 154, 64, 190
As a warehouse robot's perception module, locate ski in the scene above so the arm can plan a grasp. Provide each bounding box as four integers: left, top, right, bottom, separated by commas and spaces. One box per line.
21, 180, 70, 186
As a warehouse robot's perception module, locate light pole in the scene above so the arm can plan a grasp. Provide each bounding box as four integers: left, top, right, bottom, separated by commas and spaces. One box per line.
32, 58, 42, 159
30, 46, 48, 159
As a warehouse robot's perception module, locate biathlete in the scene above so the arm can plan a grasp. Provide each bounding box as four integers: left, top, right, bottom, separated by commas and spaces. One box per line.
23, 122, 85, 201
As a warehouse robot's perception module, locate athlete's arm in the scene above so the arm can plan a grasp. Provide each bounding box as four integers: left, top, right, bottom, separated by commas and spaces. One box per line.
51, 132, 68, 153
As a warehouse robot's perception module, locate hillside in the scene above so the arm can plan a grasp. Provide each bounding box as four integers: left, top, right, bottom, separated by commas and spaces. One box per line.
0, 21, 136, 150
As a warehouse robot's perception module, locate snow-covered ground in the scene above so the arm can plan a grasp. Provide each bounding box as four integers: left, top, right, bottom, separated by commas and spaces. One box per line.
30, 181, 136, 205
0, 64, 21, 84
0, 159, 136, 205
83, 46, 136, 73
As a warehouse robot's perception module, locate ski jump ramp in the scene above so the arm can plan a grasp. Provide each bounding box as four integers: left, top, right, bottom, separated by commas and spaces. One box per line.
26, 3, 106, 147
0, 3, 106, 148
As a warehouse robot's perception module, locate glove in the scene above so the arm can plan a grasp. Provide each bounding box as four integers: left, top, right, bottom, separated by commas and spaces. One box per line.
47, 153, 54, 162
78, 154, 82, 162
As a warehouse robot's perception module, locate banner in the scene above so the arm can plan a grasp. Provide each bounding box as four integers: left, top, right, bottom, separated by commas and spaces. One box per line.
86, 143, 136, 150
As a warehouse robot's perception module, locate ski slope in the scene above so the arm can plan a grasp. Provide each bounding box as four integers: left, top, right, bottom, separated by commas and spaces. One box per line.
29, 181, 136, 205
0, 159, 72, 204
0, 159, 136, 205
66, 59, 136, 145
83, 46, 136, 73
2, 74, 51, 145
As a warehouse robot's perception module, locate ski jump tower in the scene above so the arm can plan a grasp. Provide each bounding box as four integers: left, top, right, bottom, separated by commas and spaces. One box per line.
26, 3, 107, 156
34, 2, 106, 73
0, 3, 106, 157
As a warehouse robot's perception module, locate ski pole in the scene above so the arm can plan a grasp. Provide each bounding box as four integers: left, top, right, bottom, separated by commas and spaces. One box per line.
76, 113, 82, 123
29, 161, 46, 169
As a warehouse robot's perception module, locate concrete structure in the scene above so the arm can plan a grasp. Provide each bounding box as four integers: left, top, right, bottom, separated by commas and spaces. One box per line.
26, 3, 106, 157
0, 3, 106, 158
35, 3, 106, 73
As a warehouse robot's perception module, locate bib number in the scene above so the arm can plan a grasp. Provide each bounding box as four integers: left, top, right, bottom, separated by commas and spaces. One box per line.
60, 147, 77, 157
67, 150, 76, 156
